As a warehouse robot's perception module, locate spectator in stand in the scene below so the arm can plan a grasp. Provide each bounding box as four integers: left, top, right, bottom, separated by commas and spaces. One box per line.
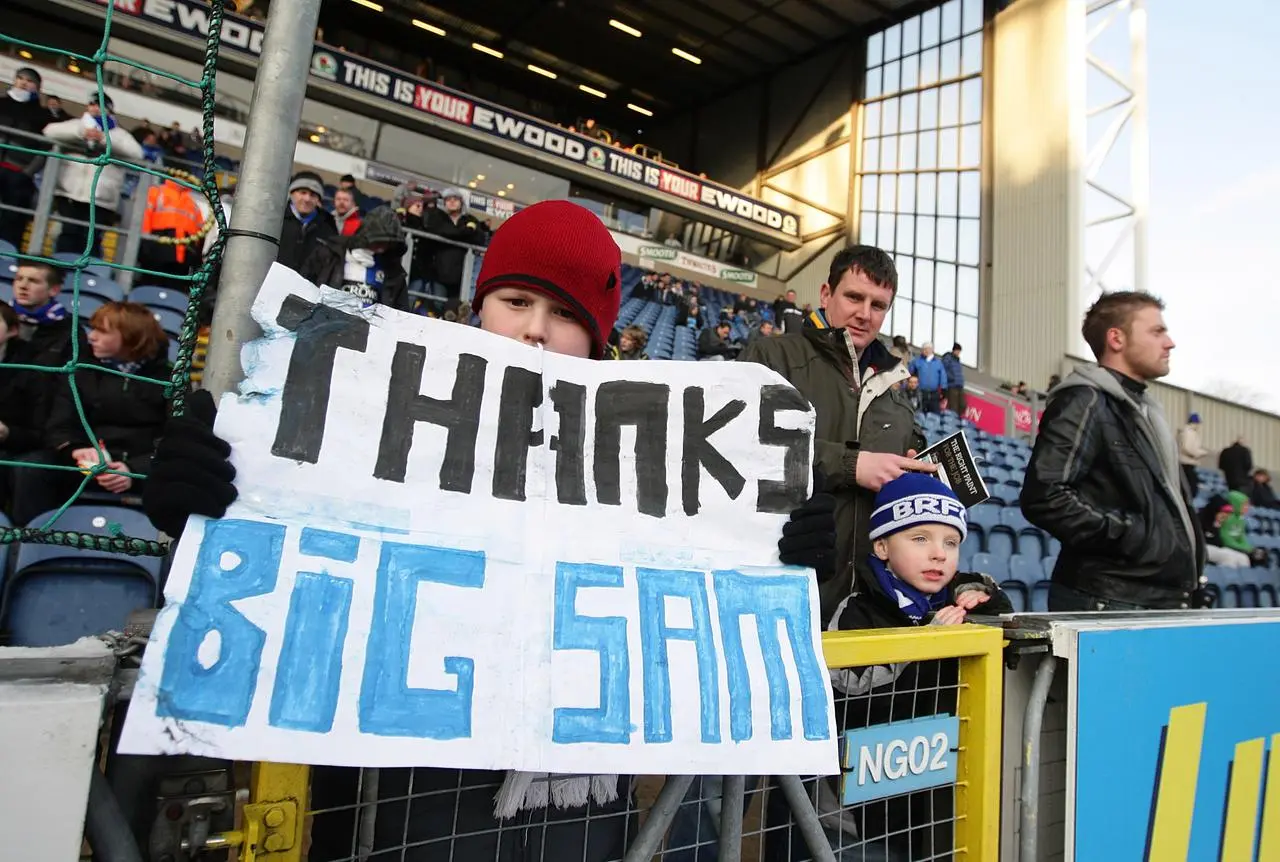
1021, 291, 1204, 611
139, 176, 205, 290
903, 374, 923, 413
11, 301, 169, 525
734, 293, 752, 314
889, 334, 912, 365
1219, 436, 1253, 492
44, 94, 69, 122
0, 300, 36, 508
331, 187, 362, 237
1, 266, 85, 511
617, 325, 649, 360
679, 295, 705, 330
277, 171, 337, 272
1047, 373, 1062, 391
299, 206, 409, 311
1011, 381, 1029, 398
697, 320, 738, 361
942, 342, 965, 416
421, 188, 483, 307
338, 173, 360, 196
908, 343, 947, 414
1176, 412, 1208, 499
739, 244, 934, 624
773, 288, 804, 334
0, 68, 49, 248
748, 319, 776, 344
581, 117, 610, 143
143, 200, 636, 861
43, 94, 143, 256
1250, 470, 1278, 510
632, 272, 657, 302
1199, 491, 1264, 569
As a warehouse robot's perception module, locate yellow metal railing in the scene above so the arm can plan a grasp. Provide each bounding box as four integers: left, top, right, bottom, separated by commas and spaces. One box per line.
233, 625, 1005, 861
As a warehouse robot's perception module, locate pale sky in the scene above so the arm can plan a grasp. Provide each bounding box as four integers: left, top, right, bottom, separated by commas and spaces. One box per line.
1147, 0, 1280, 410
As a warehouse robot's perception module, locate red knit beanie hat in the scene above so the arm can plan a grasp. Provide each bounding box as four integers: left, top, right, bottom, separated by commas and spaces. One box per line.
473, 200, 622, 359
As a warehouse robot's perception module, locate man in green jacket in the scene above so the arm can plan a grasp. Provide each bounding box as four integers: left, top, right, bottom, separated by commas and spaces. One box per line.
740, 245, 934, 622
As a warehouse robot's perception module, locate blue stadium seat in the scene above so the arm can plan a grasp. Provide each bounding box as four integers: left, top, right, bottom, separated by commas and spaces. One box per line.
0, 238, 15, 258
69, 272, 125, 303
130, 285, 190, 314
2, 506, 162, 647
0, 280, 12, 305
1009, 554, 1042, 586
67, 293, 105, 319
969, 552, 1009, 581
985, 530, 1016, 560
1017, 529, 1050, 559
150, 307, 186, 337
1000, 508, 1031, 532
1042, 556, 1059, 578
1001, 585, 1028, 613
1030, 581, 1051, 612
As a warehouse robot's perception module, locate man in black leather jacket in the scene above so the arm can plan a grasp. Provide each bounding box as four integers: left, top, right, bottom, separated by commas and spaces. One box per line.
1021, 291, 1205, 610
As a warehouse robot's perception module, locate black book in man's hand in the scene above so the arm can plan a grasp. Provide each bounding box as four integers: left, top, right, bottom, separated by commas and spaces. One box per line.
916, 431, 990, 508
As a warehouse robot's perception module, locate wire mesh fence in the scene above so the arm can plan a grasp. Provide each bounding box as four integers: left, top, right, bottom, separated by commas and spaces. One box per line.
293, 651, 975, 862
0, 0, 229, 558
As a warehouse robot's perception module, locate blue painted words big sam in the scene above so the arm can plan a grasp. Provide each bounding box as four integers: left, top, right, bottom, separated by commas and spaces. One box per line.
157, 519, 831, 745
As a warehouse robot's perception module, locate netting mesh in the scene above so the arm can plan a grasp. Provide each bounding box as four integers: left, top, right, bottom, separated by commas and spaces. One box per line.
0, 0, 230, 556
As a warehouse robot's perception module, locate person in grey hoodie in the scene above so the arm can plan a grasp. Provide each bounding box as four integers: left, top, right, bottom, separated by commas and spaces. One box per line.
1021, 291, 1206, 611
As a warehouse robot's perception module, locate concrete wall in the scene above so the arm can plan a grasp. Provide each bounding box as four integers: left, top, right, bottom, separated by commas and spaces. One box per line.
987, 0, 1082, 390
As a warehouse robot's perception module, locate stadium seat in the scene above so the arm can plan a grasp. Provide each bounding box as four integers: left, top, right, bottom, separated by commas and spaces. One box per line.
969, 552, 1008, 581
150, 307, 186, 338
1009, 554, 1042, 586
985, 529, 1016, 560
130, 285, 190, 314
0, 238, 15, 258
70, 273, 125, 303
1002, 584, 1028, 613
2, 506, 163, 647
1030, 581, 1051, 612
0, 280, 12, 305
1017, 529, 1050, 559
1042, 556, 1059, 578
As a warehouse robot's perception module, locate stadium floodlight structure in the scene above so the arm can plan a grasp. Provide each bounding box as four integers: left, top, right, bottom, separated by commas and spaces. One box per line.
1080, 0, 1149, 301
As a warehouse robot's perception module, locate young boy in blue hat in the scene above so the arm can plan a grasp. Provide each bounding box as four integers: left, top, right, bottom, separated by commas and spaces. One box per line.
765, 473, 1011, 862
833, 472, 1011, 632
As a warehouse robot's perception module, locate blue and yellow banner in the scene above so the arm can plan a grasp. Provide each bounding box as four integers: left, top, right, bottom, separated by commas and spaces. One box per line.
1074, 621, 1280, 860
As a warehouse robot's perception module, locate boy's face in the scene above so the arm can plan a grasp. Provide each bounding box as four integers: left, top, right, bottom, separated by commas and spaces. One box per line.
874, 524, 962, 595
13, 265, 59, 308
479, 286, 593, 358
620, 333, 635, 352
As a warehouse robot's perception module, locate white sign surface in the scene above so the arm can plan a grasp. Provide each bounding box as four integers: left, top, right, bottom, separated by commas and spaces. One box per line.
120, 264, 838, 775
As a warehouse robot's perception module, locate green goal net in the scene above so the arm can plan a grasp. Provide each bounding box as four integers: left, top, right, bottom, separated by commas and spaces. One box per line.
0, 0, 231, 556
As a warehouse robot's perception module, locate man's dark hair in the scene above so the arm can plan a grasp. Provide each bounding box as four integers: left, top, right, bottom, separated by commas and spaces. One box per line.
1081, 290, 1164, 360
340, 174, 356, 184
952, 342, 962, 352
18, 261, 62, 287
826, 245, 897, 294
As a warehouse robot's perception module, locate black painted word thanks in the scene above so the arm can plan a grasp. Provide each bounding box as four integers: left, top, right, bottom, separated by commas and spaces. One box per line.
270, 295, 810, 516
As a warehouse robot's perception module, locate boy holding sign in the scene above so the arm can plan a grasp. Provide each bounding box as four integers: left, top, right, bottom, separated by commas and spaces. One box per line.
144, 200, 637, 860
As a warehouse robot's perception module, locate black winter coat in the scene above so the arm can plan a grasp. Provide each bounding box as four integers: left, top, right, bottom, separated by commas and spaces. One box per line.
277, 206, 337, 273
0, 95, 50, 172
421, 207, 482, 291
46, 351, 171, 475
1021, 365, 1205, 609
0, 319, 83, 454
1219, 442, 1254, 492
299, 236, 410, 312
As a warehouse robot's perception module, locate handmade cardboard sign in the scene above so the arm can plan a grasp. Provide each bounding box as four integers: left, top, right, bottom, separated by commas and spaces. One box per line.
120, 264, 838, 775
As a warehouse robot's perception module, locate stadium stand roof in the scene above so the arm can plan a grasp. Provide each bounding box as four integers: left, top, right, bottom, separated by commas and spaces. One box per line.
345, 0, 945, 115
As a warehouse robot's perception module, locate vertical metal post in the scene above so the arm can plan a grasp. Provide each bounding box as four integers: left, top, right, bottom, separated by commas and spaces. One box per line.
460, 248, 477, 303
1019, 655, 1058, 862
27, 151, 62, 256
1129, 0, 1150, 294
201, 0, 325, 400
117, 171, 153, 291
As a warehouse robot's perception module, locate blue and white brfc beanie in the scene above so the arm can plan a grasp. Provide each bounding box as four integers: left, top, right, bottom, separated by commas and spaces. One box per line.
869, 473, 968, 541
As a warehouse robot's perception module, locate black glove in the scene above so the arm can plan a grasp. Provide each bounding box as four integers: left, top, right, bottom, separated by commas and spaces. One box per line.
143, 389, 238, 539
778, 473, 838, 581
